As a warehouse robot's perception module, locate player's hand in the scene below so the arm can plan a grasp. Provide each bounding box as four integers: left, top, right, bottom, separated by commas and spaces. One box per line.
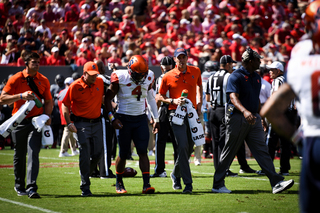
176, 97, 185, 106
243, 110, 256, 125
152, 122, 160, 134
112, 119, 123, 129
45, 117, 52, 125
67, 123, 77, 133
22, 91, 36, 101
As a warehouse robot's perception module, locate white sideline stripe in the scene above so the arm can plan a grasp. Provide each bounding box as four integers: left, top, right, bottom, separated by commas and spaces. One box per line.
0, 197, 61, 213
0, 153, 78, 162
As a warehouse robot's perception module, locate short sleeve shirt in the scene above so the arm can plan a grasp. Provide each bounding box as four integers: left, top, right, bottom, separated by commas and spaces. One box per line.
226, 66, 261, 113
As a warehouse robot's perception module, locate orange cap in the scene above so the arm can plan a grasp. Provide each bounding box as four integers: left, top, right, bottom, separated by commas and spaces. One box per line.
83, 61, 99, 75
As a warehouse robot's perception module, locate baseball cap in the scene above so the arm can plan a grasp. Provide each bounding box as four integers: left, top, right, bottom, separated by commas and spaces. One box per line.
174, 47, 187, 58
241, 48, 263, 61
64, 77, 74, 85
115, 30, 123, 36
180, 19, 190, 25
160, 56, 174, 66
51, 46, 59, 52
220, 55, 237, 64
232, 33, 241, 40
266, 61, 284, 72
83, 61, 99, 75
6, 35, 12, 41
81, 3, 90, 9
82, 37, 88, 43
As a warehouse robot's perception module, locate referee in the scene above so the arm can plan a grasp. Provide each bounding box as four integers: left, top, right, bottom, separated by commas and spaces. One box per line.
206, 55, 256, 175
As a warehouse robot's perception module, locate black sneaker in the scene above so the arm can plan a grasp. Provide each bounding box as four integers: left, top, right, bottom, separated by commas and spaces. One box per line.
14, 187, 28, 196
182, 184, 193, 194
256, 170, 266, 175
150, 171, 167, 178
81, 189, 93, 197
170, 172, 182, 190
278, 171, 290, 176
28, 190, 41, 198
226, 170, 238, 177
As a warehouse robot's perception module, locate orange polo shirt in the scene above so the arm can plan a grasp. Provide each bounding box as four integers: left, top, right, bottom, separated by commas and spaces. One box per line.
159, 65, 202, 110
3, 69, 52, 118
62, 76, 104, 119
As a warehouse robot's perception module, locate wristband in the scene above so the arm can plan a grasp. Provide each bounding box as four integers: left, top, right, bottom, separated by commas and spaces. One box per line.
108, 112, 115, 122
170, 98, 174, 104
20, 93, 22, 100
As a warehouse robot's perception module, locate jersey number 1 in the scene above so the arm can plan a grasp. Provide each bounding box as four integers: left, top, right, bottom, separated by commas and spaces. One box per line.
132, 85, 142, 101
312, 71, 320, 117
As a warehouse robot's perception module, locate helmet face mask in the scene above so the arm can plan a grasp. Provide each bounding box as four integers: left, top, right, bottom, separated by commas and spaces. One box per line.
128, 55, 148, 84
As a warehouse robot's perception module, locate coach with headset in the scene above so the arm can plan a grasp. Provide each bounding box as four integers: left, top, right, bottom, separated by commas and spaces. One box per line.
0, 52, 53, 198
211, 48, 294, 194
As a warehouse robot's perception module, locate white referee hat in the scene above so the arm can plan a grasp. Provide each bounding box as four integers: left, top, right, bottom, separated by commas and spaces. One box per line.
266, 61, 284, 72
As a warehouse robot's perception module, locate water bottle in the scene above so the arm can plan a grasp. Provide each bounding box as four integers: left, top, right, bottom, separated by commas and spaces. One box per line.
181, 89, 188, 98
32, 93, 43, 108
203, 107, 208, 122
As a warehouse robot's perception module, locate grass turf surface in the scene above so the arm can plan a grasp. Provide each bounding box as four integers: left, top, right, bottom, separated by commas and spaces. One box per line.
0, 143, 300, 213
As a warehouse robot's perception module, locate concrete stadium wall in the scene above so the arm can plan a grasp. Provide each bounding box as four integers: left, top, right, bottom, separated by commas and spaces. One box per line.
0, 66, 162, 85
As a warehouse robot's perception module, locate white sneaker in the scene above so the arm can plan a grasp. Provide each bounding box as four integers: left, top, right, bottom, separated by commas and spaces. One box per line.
272, 179, 294, 194
194, 159, 201, 166
148, 150, 154, 156
59, 152, 71, 157
212, 186, 232, 193
72, 149, 79, 156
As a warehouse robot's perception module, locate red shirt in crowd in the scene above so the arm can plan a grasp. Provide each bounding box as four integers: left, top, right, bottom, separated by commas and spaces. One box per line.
47, 55, 65, 65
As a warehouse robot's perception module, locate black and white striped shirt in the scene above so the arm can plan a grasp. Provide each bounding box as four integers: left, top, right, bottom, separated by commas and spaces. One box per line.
206, 69, 230, 108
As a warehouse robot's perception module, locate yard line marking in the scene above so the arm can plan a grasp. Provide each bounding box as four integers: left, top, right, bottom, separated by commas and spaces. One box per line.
0, 197, 61, 213
0, 153, 78, 162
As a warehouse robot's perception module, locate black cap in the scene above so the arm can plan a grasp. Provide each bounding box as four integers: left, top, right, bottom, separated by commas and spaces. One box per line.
220, 55, 237, 64
160, 56, 174, 66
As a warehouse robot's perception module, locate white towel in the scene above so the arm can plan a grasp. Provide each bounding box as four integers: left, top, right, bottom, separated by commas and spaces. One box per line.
172, 98, 205, 147
32, 114, 50, 132
0, 100, 35, 138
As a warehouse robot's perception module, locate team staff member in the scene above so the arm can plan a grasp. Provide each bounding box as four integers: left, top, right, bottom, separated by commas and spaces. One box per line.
0, 52, 53, 198
206, 55, 256, 176
158, 48, 203, 194
105, 55, 159, 194
211, 48, 294, 194
62, 61, 104, 197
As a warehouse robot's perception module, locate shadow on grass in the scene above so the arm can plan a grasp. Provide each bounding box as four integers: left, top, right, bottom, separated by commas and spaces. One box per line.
41, 188, 298, 198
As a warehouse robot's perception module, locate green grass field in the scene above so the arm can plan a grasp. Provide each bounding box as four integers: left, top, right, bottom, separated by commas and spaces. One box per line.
0, 143, 301, 213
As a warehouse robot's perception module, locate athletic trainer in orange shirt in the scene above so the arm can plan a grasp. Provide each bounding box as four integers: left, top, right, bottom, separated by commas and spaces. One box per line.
158, 47, 203, 193
0, 52, 53, 198
62, 61, 104, 197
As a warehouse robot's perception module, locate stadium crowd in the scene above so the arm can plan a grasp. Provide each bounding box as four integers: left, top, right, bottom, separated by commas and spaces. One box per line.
0, 0, 308, 70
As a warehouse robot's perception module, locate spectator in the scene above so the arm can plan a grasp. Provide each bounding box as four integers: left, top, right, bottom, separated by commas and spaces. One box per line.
17, 49, 27, 66
119, 15, 138, 36
35, 19, 52, 39
64, 0, 80, 14
65, 4, 79, 22
39, 38, 52, 57
107, 48, 122, 66
143, 46, 158, 66
47, 46, 65, 65
110, 7, 123, 27
19, 20, 32, 37
121, 49, 133, 66
274, 22, 291, 46
230, 33, 243, 62
43, 4, 58, 23
3, 21, 19, 42
202, 10, 215, 32
94, 21, 108, 38
12, 14, 24, 34
143, 14, 166, 35
51, 0, 65, 21
156, 47, 170, 63
1, 42, 17, 64
17, 29, 36, 52
25, 3, 44, 21
79, 3, 90, 20
133, 0, 149, 28
64, 50, 75, 65
8, 0, 24, 17
76, 50, 89, 66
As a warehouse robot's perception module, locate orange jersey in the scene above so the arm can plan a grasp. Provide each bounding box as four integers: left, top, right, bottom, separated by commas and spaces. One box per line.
3, 69, 52, 118
159, 65, 202, 110
62, 76, 104, 119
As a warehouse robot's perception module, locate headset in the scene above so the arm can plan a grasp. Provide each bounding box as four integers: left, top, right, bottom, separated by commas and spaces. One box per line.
24, 52, 40, 67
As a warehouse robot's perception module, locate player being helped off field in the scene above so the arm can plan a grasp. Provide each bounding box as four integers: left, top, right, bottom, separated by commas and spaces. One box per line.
105, 55, 160, 194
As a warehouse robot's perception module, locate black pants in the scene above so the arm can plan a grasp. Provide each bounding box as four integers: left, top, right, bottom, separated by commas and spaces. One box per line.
267, 128, 291, 172
154, 106, 177, 174
208, 107, 250, 170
